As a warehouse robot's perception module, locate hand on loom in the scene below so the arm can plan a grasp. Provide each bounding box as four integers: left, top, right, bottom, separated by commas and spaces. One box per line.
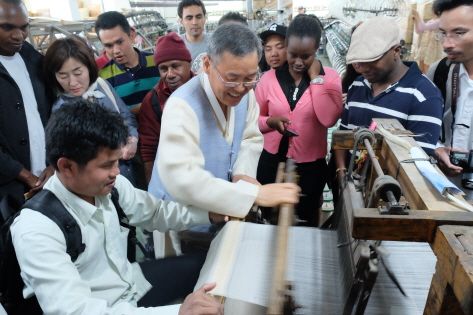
179, 282, 224, 315
255, 183, 300, 207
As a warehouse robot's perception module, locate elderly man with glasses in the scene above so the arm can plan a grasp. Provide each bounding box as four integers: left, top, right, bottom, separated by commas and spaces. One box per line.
147, 24, 299, 250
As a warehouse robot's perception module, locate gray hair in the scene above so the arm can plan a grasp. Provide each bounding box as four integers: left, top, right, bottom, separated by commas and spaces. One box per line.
207, 24, 262, 64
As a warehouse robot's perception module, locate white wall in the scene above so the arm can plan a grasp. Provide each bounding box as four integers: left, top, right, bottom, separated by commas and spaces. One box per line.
28, 0, 80, 20
26, 0, 131, 20
101, 0, 131, 12
292, 0, 329, 18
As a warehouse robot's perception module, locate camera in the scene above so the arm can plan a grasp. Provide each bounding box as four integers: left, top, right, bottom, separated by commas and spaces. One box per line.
450, 150, 473, 189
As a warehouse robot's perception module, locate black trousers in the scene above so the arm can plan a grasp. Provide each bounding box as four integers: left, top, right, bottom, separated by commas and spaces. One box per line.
257, 149, 328, 227
137, 252, 206, 307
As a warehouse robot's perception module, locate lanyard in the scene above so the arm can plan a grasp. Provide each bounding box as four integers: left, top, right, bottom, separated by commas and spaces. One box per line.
450, 63, 461, 147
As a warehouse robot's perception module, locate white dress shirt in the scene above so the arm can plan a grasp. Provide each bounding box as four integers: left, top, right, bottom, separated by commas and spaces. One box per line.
451, 63, 473, 150
156, 74, 263, 217
11, 174, 209, 315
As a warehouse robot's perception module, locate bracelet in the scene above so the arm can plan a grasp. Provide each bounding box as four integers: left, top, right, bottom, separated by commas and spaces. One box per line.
336, 167, 347, 174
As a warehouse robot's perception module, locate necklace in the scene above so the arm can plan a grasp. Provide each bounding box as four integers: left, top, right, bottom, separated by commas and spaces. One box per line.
292, 87, 299, 101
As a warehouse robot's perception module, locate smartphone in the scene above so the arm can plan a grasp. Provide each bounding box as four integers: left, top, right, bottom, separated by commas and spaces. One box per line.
283, 128, 299, 137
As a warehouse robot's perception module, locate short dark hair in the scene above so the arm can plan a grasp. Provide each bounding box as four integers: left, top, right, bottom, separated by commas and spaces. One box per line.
433, 0, 473, 15
218, 11, 248, 26
95, 11, 131, 39
177, 0, 206, 18
286, 14, 322, 47
46, 99, 128, 169
43, 35, 98, 94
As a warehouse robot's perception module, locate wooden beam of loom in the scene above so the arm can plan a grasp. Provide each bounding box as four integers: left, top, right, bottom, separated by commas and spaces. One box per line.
424, 225, 473, 315
267, 161, 296, 315
331, 130, 384, 150
352, 208, 473, 243
332, 118, 466, 212
373, 119, 464, 212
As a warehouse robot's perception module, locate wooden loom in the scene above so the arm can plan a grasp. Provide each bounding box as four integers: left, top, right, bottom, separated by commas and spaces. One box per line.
332, 118, 473, 315
196, 148, 393, 314
194, 118, 473, 314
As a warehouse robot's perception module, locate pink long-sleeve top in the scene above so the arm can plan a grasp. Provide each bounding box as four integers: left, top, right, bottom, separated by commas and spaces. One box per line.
255, 66, 343, 163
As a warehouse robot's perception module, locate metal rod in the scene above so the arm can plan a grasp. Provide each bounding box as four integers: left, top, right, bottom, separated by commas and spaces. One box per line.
386, 191, 398, 204
364, 139, 384, 177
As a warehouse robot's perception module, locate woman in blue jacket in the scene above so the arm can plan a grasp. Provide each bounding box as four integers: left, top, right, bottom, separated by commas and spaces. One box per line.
43, 36, 139, 185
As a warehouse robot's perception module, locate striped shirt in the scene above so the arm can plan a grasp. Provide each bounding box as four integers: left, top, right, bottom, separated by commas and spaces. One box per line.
99, 48, 159, 113
340, 62, 443, 154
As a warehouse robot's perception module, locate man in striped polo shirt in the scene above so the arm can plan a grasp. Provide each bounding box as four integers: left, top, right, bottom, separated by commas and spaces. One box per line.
95, 11, 160, 114
339, 17, 443, 151
335, 16, 443, 177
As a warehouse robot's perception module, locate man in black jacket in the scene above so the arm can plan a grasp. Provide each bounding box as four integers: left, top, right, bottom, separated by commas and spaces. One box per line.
0, 0, 52, 206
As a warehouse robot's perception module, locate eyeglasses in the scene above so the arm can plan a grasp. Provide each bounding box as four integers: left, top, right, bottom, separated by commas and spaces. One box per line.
212, 64, 260, 88
435, 30, 469, 42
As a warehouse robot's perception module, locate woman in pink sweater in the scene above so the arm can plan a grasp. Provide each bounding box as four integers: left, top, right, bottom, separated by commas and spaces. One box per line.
255, 14, 343, 226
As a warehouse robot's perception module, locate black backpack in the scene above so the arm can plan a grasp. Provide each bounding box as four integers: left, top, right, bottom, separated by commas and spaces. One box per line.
432, 57, 461, 143
0, 188, 137, 315
433, 57, 451, 106
150, 88, 163, 123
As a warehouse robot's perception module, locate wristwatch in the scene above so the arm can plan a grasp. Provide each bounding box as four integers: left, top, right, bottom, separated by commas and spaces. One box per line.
310, 76, 324, 85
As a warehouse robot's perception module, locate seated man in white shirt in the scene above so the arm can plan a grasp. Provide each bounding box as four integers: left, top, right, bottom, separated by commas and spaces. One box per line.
148, 23, 297, 217
10, 100, 235, 315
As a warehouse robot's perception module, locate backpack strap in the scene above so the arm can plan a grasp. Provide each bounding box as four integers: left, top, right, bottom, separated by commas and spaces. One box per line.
110, 187, 130, 227
110, 187, 138, 262
151, 88, 162, 124
111, 188, 154, 261
0, 195, 22, 226
23, 190, 85, 262
433, 58, 449, 144
433, 57, 450, 104
432, 57, 461, 145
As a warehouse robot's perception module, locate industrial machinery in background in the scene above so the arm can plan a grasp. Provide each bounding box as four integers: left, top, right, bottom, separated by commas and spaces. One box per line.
125, 10, 167, 52
28, 17, 98, 55
27, 10, 167, 56
322, 19, 352, 78
342, 0, 408, 19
